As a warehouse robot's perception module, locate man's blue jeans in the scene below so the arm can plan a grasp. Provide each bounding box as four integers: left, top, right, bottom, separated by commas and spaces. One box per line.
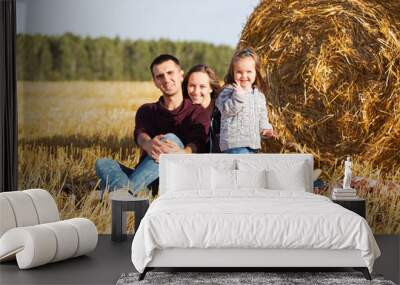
95, 133, 184, 194
223, 147, 257, 154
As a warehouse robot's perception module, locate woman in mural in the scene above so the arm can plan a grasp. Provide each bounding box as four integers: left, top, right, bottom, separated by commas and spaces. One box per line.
182, 64, 222, 153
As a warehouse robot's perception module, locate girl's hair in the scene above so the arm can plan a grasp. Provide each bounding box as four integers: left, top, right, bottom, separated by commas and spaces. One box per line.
224, 47, 264, 89
182, 64, 221, 100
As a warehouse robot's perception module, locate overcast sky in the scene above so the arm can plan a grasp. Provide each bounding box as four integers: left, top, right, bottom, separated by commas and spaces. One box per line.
16, 0, 260, 47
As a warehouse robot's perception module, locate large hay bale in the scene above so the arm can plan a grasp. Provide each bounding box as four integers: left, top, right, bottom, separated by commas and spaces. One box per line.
240, 0, 400, 171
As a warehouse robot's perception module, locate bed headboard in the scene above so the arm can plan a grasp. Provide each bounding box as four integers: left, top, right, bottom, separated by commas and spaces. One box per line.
159, 154, 314, 195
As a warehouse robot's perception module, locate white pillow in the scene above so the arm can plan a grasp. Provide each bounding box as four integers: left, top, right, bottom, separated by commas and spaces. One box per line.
266, 162, 309, 191
167, 163, 212, 191
211, 169, 268, 190
237, 159, 310, 191
236, 169, 267, 189
212, 168, 236, 190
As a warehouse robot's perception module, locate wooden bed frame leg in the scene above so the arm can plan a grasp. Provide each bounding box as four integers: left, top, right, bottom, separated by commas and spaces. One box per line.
138, 268, 148, 281
354, 267, 371, 280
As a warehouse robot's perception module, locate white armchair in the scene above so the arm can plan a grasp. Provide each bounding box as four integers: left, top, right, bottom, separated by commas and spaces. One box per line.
0, 189, 98, 269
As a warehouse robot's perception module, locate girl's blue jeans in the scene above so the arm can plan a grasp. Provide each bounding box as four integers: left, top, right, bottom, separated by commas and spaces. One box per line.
223, 147, 257, 154
95, 133, 184, 194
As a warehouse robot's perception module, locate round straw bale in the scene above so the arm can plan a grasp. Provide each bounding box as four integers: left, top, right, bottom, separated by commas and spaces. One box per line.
240, 0, 400, 171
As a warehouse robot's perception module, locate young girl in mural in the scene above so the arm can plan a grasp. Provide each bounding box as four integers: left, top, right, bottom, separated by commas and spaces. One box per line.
216, 47, 275, 154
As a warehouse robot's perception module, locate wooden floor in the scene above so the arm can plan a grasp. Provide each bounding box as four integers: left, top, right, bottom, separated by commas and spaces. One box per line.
0, 235, 399, 285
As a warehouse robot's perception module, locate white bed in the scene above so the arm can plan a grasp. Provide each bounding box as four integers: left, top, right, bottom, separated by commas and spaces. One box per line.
131, 154, 380, 280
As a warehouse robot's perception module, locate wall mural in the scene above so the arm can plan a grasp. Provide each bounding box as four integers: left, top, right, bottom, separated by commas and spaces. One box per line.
17, 0, 399, 234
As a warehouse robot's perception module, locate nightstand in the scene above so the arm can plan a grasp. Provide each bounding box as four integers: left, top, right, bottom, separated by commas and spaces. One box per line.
109, 191, 149, 242
332, 198, 366, 218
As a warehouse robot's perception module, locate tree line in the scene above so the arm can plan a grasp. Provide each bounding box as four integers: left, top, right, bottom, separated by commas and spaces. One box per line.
16, 33, 235, 81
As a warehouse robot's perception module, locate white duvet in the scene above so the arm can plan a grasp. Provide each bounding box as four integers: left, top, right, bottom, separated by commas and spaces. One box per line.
131, 190, 380, 273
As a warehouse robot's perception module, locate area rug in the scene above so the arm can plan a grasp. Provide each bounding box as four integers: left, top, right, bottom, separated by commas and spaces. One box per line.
116, 271, 396, 285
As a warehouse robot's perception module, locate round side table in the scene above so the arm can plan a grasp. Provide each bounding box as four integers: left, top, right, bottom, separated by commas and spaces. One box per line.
109, 191, 149, 242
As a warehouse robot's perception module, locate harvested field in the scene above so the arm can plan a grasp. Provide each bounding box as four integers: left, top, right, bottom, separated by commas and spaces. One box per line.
18, 81, 399, 234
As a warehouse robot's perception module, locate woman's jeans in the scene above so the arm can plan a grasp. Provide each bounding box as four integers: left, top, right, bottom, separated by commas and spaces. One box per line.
223, 147, 257, 154
95, 133, 184, 194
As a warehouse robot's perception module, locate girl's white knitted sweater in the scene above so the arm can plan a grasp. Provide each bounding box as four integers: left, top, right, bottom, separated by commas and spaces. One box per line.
215, 85, 273, 151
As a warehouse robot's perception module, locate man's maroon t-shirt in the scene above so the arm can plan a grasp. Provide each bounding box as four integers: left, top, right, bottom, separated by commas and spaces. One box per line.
134, 97, 211, 153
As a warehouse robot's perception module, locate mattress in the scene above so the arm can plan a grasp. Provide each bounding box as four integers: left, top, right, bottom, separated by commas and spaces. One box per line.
131, 190, 380, 273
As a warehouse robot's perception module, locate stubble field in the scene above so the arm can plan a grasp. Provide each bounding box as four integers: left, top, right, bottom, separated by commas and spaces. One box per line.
18, 81, 400, 234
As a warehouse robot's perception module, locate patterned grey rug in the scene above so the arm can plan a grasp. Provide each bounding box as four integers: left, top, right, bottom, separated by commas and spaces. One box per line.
116, 271, 396, 285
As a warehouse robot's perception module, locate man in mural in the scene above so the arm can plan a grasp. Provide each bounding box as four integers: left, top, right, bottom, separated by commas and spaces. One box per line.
95, 54, 210, 196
